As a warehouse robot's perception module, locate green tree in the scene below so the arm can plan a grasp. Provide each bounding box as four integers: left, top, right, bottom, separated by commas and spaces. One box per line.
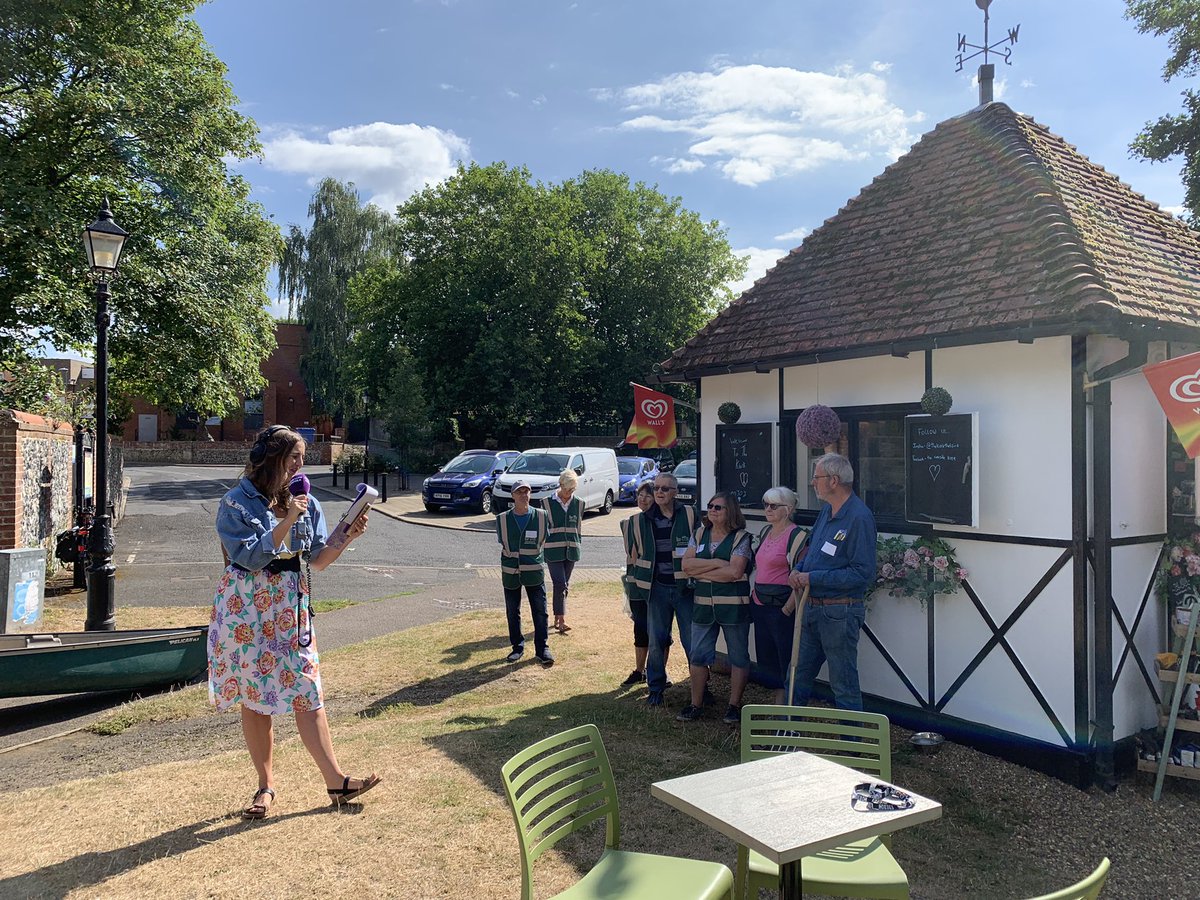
279, 179, 399, 418
0, 0, 279, 418
1127, 0, 1200, 219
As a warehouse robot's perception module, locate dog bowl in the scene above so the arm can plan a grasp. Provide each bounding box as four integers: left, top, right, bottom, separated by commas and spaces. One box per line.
910, 732, 945, 755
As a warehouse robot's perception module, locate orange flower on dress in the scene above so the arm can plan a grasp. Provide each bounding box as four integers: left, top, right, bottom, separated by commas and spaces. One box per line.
279, 668, 297, 688
233, 623, 255, 645
226, 594, 244, 614
261, 619, 276, 640
267, 571, 283, 587
209, 605, 218, 623
253, 589, 272, 612
292, 695, 312, 712
245, 683, 261, 702
277, 608, 296, 631
298, 608, 309, 629
221, 677, 239, 700
257, 651, 277, 676
218, 571, 232, 592
214, 661, 228, 678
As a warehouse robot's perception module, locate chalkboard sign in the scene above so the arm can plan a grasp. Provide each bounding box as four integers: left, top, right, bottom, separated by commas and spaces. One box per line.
716, 423, 773, 509
905, 414, 977, 527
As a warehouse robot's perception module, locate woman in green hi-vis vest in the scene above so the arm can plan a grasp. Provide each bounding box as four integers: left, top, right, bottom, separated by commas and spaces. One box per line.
544, 469, 586, 634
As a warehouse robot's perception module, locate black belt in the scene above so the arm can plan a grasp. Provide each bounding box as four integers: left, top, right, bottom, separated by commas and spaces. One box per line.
232, 556, 302, 575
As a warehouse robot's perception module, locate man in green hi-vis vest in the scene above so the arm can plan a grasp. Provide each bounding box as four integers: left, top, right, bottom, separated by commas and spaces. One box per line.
497, 480, 554, 667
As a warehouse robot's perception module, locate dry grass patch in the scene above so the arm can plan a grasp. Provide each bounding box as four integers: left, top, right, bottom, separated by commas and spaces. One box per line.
0, 581, 1192, 898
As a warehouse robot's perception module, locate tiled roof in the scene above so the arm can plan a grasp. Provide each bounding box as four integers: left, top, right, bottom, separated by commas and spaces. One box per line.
661, 102, 1200, 377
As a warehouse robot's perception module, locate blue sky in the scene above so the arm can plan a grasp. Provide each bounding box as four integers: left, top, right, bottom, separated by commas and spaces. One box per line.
194, 0, 1190, 311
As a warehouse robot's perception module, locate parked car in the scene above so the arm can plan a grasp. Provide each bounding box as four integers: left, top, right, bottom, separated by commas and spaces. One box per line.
673, 458, 698, 505
422, 449, 520, 514
493, 447, 619, 514
617, 456, 659, 504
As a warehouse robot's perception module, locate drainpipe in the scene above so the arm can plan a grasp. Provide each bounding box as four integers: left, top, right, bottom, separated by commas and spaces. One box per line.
1088, 339, 1149, 792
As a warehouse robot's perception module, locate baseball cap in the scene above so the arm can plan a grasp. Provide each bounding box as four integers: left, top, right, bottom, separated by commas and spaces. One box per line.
511, 479, 532, 491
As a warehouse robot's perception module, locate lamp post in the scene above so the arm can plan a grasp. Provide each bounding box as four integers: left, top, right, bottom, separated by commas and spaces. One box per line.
82, 198, 129, 631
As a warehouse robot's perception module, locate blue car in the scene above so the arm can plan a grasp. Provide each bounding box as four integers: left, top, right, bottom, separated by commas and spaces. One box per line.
617, 456, 659, 504
422, 449, 520, 514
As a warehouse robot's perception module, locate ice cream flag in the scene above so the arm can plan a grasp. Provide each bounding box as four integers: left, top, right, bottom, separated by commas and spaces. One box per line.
1144, 350, 1200, 458
624, 384, 678, 449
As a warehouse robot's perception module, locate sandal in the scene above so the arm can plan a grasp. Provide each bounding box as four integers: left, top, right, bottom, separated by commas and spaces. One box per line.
327, 773, 382, 807
242, 786, 275, 820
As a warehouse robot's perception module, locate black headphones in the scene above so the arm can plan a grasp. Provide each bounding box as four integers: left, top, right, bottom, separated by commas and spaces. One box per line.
851, 782, 914, 812
249, 424, 290, 463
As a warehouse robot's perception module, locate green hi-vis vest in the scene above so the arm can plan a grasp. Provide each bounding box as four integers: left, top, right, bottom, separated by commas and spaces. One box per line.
691, 526, 751, 625
498, 508, 548, 589
755, 523, 809, 572
543, 495, 585, 563
630, 504, 696, 595
621, 512, 652, 601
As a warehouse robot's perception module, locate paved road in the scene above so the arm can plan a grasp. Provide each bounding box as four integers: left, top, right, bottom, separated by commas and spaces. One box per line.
1, 464, 625, 750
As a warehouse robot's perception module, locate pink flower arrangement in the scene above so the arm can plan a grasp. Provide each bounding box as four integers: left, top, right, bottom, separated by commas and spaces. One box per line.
875, 535, 967, 605
1157, 533, 1200, 606
796, 404, 843, 449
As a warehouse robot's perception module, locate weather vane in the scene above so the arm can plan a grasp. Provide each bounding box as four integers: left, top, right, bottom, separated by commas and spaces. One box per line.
955, 0, 1019, 105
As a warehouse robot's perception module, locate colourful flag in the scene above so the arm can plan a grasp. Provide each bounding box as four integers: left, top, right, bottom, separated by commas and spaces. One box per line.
1144, 350, 1200, 458
625, 385, 678, 449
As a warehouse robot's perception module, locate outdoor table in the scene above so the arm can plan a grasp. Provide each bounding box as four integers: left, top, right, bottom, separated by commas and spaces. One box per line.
650, 750, 941, 900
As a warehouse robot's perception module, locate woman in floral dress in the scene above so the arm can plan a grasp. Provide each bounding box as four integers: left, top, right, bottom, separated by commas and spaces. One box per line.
211, 425, 380, 819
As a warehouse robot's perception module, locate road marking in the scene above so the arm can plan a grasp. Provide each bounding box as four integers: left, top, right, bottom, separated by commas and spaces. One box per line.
125, 553, 137, 564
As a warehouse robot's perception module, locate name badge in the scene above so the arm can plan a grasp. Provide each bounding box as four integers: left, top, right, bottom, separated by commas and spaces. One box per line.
674, 546, 686, 557
697, 544, 706, 554
526, 531, 538, 540
821, 541, 838, 556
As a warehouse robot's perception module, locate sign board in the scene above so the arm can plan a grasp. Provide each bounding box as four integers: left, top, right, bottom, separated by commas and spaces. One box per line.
0, 549, 44, 633
905, 414, 978, 527
716, 423, 773, 509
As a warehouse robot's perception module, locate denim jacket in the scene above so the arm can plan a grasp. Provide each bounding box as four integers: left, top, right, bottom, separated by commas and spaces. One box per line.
216, 476, 329, 572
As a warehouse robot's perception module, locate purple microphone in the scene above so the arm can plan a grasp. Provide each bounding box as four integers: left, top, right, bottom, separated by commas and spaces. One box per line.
289, 473, 312, 546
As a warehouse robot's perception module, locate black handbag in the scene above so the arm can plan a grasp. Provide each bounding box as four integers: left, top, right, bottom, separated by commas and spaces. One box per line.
754, 583, 793, 607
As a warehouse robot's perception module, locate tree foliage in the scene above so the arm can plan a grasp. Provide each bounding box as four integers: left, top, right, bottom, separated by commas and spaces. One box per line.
339, 163, 743, 445
278, 178, 399, 418
1127, 0, 1200, 219
0, 0, 280, 418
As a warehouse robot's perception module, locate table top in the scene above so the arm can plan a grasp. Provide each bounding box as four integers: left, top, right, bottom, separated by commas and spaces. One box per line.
651, 751, 941, 866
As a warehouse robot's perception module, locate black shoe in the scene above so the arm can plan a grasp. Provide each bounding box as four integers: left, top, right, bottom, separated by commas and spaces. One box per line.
664, 678, 673, 689
676, 704, 703, 722
702, 687, 716, 706
621, 669, 646, 686
506, 649, 524, 663
723, 704, 742, 725
646, 691, 664, 707
536, 650, 555, 668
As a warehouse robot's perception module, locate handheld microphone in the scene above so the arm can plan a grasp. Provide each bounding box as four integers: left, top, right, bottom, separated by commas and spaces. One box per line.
289, 473, 312, 548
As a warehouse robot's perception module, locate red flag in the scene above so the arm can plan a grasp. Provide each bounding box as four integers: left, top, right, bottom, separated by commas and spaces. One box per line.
1144, 350, 1200, 458
625, 385, 678, 449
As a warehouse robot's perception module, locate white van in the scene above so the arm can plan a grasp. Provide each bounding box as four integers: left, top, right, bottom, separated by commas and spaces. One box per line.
492, 447, 620, 514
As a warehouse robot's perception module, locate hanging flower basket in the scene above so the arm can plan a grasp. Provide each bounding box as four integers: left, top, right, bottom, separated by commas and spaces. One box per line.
1156, 532, 1200, 608
921, 387, 953, 416
873, 535, 968, 607
717, 402, 742, 425
796, 404, 842, 449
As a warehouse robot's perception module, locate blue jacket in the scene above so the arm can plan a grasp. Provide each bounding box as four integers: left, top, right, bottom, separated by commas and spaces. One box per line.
797, 492, 877, 600
216, 476, 328, 571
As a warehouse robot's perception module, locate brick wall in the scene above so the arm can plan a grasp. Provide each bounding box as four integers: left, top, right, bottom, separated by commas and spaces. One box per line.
118, 439, 344, 467
0, 410, 75, 564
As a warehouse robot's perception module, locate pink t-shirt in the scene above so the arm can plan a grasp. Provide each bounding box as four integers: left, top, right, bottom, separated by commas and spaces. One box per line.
752, 525, 800, 604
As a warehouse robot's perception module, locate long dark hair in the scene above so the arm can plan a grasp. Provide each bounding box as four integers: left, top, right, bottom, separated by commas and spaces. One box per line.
244, 425, 302, 509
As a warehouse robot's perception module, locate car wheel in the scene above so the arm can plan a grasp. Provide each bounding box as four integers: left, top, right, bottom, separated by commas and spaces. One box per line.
600, 490, 614, 515
479, 490, 493, 514
423, 502, 440, 513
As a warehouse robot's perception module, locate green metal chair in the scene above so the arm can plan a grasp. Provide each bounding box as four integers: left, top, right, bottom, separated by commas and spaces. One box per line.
1026, 858, 1110, 899
501, 723, 735, 900
737, 705, 909, 900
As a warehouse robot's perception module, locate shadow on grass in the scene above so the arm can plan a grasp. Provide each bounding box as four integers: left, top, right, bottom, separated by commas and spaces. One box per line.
356, 635, 515, 715
1, 804, 352, 899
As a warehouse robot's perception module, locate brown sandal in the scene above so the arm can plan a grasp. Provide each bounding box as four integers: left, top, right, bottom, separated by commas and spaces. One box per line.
242, 786, 275, 820
327, 773, 382, 807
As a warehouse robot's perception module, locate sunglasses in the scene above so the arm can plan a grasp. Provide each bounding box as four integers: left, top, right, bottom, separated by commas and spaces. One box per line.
707, 503, 725, 511
764, 502, 785, 510
654, 486, 675, 493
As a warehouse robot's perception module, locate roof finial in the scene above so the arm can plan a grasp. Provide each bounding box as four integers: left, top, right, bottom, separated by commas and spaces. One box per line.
956, 0, 1020, 106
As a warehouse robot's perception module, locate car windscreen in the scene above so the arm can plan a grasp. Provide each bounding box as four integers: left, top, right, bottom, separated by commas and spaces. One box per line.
674, 460, 697, 478
442, 455, 495, 474
618, 459, 643, 475
509, 453, 570, 475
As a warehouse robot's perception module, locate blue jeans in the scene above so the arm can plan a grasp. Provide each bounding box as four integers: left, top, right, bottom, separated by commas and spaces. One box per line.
547, 559, 575, 616
504, 583, 549, 655
691, 619, 751, 668
646, 581, 693, 693
750, 602, 794, 690
790, 601, 866, 710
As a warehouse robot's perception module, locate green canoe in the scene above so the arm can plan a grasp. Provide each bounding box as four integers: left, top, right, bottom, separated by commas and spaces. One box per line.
0, 627, 208, 698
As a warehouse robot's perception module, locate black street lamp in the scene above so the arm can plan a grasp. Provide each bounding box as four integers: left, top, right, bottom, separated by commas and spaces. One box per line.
82, 198, 128, 631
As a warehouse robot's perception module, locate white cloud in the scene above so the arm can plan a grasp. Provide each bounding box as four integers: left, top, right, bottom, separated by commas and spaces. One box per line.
870, 61, 892, 73
728, 245, 789, 297
651, 155, 706, 174
606, 64, 923, 186
772, 226, 809, 243
261, 122, 469, 213
1020, 79, 1036, 89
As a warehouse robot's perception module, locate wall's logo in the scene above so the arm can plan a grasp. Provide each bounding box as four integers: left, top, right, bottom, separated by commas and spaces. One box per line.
641, 399, 668, 422
1169, 368, 1200, 403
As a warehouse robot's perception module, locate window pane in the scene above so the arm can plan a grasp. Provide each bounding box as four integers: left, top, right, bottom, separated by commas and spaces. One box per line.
857, 419, 905, 519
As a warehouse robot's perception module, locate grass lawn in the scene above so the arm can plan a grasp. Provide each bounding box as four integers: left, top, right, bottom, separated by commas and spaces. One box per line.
0, 582, 1189, 898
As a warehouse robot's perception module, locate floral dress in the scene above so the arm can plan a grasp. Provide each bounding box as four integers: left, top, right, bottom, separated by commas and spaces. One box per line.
208, 476, 329, 715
